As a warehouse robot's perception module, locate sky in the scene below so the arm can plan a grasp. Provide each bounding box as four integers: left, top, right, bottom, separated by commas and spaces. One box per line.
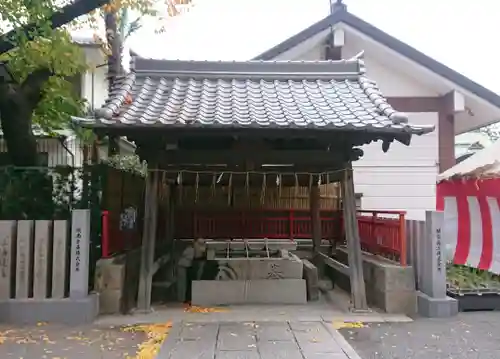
125, 0, 500, 95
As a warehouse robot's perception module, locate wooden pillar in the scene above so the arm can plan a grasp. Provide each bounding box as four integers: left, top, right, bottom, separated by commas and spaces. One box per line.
438, 112, 455, 172
137, 168, 159, 312
310, 178, 322, 254
332, 181, 343, 255
107, 136, 119, 157
341, 164, 368, 311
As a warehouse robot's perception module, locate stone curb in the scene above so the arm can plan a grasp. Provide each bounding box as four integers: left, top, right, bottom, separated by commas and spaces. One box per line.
322, 322, 363, 359
155, 321, 182, 359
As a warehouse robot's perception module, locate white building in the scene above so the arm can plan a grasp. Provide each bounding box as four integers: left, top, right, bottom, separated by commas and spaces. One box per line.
253, 3, 500, 219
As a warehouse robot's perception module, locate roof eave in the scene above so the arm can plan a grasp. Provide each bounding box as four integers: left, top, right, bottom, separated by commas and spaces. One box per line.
72, 116, 434, 141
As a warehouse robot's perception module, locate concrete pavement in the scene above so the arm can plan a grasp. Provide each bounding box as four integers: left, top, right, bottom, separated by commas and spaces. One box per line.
157, 321, 361, 359
0, 323, 146, 359
340, 312, 500, 359
95, 302, 412, 327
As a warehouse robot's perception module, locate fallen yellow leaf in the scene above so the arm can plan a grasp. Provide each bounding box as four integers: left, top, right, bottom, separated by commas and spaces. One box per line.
121, 321, 172, 359
332, 321, 366, 329
183, 305, 228, 313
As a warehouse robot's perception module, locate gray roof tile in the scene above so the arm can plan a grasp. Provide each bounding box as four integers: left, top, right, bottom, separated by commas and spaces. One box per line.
81, 56, 434, 137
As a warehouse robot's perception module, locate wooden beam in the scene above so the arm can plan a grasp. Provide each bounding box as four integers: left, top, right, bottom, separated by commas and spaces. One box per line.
151, 253, 171, 276
159, 171, 344, 187
158, 164, 347, 177
386, 97, 440, 113
160, 150, 348, 167
318, 252, 350, 276
438, 92, 457, 172
341, 164, 368, 311
137, 169, 159, 312
101, 127, 405, 151
385, 95, 458, 173
443, 90, 465, 114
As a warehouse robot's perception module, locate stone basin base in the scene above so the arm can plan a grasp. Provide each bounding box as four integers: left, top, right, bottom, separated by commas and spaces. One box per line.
185, 240, 308, 305
192, 279, 307, 305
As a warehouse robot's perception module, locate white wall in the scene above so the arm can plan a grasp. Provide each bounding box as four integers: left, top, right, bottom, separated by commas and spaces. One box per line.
275, 33, 440, 220
342, 41, 439, 220
353, 113, 439, 220
81, 46, 108, 111
0, 138, 77, 167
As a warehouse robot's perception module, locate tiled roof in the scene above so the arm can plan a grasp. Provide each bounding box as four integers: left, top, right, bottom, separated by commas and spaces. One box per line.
76, 55, 434, 138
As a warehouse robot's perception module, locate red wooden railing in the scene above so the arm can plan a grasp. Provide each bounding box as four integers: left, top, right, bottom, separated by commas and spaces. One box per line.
356, 210, 407, 266
174, 209, 342, 241
102, 207, 407, 265
174, 208, 407, 265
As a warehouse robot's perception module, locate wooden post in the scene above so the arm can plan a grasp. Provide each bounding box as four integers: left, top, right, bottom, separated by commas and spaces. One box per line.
310, 179, 322, 254
332, 182, 343, 254
137, 169, 159, 312
168, 184, 176, 248
108, 136, 119, 157
342, 165, 368, 311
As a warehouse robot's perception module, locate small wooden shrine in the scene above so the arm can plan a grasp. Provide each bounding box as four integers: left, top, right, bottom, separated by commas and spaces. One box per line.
73, 55, 434, 311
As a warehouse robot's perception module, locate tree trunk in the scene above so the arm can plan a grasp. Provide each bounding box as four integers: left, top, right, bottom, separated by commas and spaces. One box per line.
105, 9, 122, 89
0, 96, 38, 166
0, 69, 51, 166
105, 9, 121, 157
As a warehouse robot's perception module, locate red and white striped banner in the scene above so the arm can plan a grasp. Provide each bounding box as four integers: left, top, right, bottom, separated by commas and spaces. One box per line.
437, 179, 500, 274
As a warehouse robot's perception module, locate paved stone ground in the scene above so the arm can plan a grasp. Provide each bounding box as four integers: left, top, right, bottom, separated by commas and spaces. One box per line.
339, 312, 500, 359
158, 321, 360, 359
0, 323, 146, 358
96, 302, 411, 327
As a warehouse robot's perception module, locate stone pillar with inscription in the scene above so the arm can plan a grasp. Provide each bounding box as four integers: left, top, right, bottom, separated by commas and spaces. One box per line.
0, 221, 16, 300
416, 211, 458, 317
16, 221, 34, 299
70, 209, 91, 299
0, 212, 98, 325
52, 220, 68, 299
33, 220, 52, 299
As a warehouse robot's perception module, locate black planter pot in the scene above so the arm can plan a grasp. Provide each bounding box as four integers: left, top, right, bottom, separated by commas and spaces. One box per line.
447, 288, 500, 311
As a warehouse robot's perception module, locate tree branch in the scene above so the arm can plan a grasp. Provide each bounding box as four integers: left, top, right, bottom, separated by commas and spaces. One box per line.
0, 0, 110, 55
21, 68, 54, 108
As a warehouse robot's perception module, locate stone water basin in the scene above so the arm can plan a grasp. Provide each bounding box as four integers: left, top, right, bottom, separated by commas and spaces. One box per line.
206, 240, 303, 280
